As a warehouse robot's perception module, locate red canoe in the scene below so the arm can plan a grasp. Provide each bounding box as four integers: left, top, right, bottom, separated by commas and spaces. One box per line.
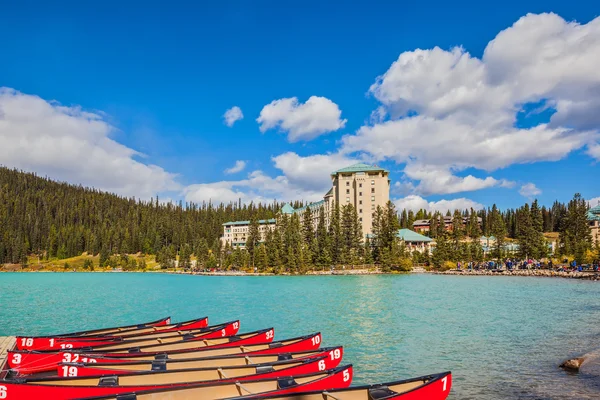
8, 332, 321, 375
55, 346, 343, 377
16, 316, 209, 350
16, 316, 172, 340
22, 320, 237, 352
0, 365, 353, 400
231, 371, 452, 400
21, 353, 342, 388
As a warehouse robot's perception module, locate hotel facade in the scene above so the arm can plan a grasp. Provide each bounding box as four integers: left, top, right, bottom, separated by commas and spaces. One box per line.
221, 163, 390, 249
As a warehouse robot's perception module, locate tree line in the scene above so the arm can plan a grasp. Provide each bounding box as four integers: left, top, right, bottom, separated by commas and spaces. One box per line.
0, 167, 596, 269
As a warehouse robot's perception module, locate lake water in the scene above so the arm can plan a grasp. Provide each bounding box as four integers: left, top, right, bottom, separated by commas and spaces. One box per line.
1, 272, 599, 399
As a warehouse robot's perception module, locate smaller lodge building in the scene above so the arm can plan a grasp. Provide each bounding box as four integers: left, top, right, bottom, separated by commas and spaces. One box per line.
412, 216, 482, 234
589, 204, 600, 245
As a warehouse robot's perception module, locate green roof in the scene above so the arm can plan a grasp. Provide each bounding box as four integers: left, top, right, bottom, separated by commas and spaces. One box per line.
222, 218, 276, 226
280, 204, 295, 214
324, 188, 333, 197
332, 163, 388, 175
293, 200, 325, 214
396, 229, 433, 243
588, 205, 600, 221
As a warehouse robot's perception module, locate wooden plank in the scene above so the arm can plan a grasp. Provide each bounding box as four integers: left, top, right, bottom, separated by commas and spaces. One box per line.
0, 336, 16, 371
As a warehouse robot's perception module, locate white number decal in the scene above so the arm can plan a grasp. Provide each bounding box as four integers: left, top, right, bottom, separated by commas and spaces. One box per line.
49, 339, 55, 347
311, 335, 321, 346
21, 338, 33, 347
265, 330, 274, 340
442, 376, 448, 391
233, 322, 239, 330
62, 353, 79, 363
81, 357, 96, 363
221, 329, 226, 337
61, 365, 78, 377
329, 349, 341, 360
60, 343, 73, 349
318, 360, 326, 371
11, 353, 22, 365
0, 385, 7, 399
343, 369, 350, 382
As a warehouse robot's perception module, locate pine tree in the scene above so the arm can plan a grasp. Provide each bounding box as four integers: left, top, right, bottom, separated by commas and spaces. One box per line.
254, 243, 268, 272
328, 203, 341, 265
489, 204, 507, 261
246, 218, 260, 268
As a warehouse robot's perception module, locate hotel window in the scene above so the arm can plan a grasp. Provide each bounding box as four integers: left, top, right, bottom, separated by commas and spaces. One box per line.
346, 197, 350, 202
346, 189, 350, 194
359, 217, 363, 222
371, 188, 375, 193
359, 192, 362, 196
371, 180, 375, 185
371, 204, 375, 210
359, 200, 362, 205
371, 196, 375, 201
359, 183, 362, 188
346, 181, 350, 186
359, 209, 362, 213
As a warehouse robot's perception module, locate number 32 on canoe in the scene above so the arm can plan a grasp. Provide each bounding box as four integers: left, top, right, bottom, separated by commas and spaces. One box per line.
265, 329, 274, 340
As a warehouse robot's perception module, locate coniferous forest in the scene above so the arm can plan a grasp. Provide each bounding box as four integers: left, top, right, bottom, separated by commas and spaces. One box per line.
0, 167, 596, 270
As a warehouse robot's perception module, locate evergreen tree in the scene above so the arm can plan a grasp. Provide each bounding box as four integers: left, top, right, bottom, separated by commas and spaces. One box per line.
246, 218, 260, 268
254, 243, 268, 272
559, 193, 592, 263
489, 204, 507, 260
328, 203, 341, 265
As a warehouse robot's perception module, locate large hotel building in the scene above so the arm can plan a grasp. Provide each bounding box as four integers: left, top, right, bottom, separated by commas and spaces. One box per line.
221, 163, 390, 248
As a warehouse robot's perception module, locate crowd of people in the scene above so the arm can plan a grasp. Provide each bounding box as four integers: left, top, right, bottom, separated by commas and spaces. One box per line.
456, 258, 600, 272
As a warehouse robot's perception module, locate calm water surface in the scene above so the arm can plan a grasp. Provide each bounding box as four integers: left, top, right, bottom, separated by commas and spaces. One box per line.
1, 273, 599, 399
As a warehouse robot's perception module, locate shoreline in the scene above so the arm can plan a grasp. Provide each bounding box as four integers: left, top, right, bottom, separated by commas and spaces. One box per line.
3, 267, 600, 281
437, 268, 600, 281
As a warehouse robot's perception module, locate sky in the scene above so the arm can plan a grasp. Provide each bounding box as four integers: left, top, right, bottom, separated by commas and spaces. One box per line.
1, 0, 599, 212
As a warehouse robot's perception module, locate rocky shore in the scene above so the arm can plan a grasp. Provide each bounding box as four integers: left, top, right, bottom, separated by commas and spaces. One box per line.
439, 269, 600, 281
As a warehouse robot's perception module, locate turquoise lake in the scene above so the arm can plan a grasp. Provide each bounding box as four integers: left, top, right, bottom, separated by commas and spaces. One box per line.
1, 273, 599, 399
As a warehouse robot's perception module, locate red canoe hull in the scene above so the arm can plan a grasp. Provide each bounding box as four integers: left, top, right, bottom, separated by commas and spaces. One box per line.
0, 366, 353, 400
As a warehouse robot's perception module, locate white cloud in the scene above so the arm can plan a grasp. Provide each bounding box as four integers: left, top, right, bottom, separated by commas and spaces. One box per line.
519, 183, 542, 198
394, 195, 484, 213
223, 106, 243, 127
587, 197, 600, 207
184, 169, 327, 205
184, 152, 360, 205
272, 152, 356, 192
342, 13, 600, 196
402, 163, 513, 196
588, 143, 600, 160
224, 160, 246, 174
0, 88, 179, 198
257, 96, 347, 142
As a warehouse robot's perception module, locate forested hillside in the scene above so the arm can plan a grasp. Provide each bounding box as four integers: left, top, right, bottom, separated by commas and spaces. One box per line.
0, 167, 595, 269
0, 167, 284, 264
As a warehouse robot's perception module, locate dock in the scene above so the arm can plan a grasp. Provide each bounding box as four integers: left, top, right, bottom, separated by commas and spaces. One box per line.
0, 336, 16, 370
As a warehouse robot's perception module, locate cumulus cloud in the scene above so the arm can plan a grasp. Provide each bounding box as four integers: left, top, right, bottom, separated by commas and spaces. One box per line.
587, 197, 600, 207
272, 152, 356, 192
223, 106, 244, 127
341, 13, 600, 197
0, 88, 179, 198
185, 152, 360, 205
519, 183, 542, 198
224, 160, 246, 174
394, 195, 484, 213
257, 96, 347, 142
184, 170, 327, 205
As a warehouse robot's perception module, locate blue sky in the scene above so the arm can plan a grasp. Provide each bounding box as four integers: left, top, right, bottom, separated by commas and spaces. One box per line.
0, 0, 599, 211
